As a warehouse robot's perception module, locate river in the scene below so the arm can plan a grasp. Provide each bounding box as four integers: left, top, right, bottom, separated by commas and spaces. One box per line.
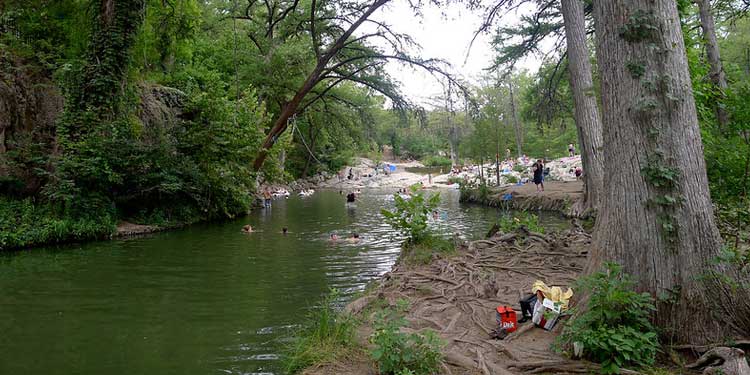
0, 189, 567, 375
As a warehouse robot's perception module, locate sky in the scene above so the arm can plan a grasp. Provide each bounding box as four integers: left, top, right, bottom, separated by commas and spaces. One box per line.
369, 1, 546, 105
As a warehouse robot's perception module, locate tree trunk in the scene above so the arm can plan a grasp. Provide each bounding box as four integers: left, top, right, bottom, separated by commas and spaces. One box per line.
508, 80, 523, 158
301, 122, 316, 178
591, 0, 750, 345
695, 0, 730, 129
251, 0, 389, 171
560, 0, 605, 218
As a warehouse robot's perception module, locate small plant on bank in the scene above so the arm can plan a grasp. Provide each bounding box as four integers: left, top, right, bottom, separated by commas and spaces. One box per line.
497, 212, 544, 234
381, 185, 440, 244
370, 306, 444, 375
503, 174, 519, 184
558, 263, 659, 374
283, 289, 356, 374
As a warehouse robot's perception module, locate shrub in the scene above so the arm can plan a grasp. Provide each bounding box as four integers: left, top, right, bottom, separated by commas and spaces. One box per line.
382, 186, 440, 244
513, 164, 526, 173
503, 174, 519, 184
558, 263, 659, 374
370, 306, 444, 375
399, 235, 455, 265
422, 155, 452, 168
0, 197, 116, 250
283, 289, 356, 374
497, 212, 544, 234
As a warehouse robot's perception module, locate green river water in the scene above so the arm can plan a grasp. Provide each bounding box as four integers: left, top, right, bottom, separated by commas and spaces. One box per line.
0, 189, 567, 375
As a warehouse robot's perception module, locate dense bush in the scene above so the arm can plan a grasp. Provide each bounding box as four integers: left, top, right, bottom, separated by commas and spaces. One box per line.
0, 197, 116, 250
370, 305, 444, 375
422, 155, 452, 168
559, 263, 659, 374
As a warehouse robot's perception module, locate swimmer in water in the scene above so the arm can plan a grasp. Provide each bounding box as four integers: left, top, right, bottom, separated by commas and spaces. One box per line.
282, 227, 288, 235
329, 233, 339, 242
242, 225, 253, 233
347, 233, 361, 243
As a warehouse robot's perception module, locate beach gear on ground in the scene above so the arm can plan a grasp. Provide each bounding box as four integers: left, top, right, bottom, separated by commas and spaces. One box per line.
495, 306, 518, 333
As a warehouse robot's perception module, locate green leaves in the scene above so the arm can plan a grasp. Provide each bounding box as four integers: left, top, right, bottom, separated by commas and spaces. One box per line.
369, 306, 444, 375
618, 9, 660, 43
496, 212, 544, 234
381, 186, 440, 244
559, 263, 659, 374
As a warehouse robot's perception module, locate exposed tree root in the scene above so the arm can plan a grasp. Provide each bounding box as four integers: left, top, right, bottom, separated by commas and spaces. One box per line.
363, 226, 591, 374
686, 347, 750, 375
507, 360, 643, 374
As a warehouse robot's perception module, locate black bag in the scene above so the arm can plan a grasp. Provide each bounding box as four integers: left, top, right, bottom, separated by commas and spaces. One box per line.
519, 294, 537, 322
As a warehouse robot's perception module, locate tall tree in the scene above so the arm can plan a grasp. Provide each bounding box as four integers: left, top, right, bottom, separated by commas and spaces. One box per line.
560, 0, 604, 217
240, 0, 455, 170
590, 0, 750, 345
695, 0, 730, 129
507, 78, 523, 157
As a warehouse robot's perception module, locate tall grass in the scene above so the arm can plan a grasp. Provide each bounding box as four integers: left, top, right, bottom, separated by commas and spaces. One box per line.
282, 289, 357, 374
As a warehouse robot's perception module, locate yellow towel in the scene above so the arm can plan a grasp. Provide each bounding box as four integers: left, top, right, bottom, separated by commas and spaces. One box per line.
532, 280, 574, 309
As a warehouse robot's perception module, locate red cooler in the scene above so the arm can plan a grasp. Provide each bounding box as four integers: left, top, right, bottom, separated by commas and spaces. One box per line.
495, 306, 518, 333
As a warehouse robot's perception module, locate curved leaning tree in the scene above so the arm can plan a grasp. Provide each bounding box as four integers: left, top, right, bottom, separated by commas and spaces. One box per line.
232, 0, 460, 171
590, 0, 750, 345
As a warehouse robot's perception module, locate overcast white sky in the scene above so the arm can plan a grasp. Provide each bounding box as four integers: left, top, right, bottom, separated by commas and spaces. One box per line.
369, 1, 545, 105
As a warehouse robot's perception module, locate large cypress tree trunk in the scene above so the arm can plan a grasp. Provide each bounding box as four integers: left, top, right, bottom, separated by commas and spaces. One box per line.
591, 0, 750, 345
561, 0, 604, 218
695, 0, 729, 129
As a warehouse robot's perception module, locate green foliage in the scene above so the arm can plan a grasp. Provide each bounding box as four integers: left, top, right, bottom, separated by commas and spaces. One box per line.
618, 9, 659, 43
496, 212, 544, 234
0, 197, 115, 250
422, 155, 452, 168
283, 289, 357, 374
399, 235, 456, 265
381, 186, 441, 244
370, 306, 444, 375
626, 61, 646, 79
503, 174, 519, 184
559, 263, 659, 374
641, 161, 681, 189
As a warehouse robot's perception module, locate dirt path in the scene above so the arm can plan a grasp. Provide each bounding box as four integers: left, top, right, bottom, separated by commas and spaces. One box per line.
305, 226, 601, 375
498, 181, 584, 201
461, 181, 585, 214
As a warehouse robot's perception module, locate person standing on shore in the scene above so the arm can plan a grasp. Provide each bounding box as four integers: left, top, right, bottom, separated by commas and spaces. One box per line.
533, 159, 545, 193
568, 143, 575, 157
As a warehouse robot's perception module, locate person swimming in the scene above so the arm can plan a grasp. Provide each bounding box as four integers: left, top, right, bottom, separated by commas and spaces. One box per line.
346, 192, 356, 203
347, 233, 361, 243
242, 225, 253, 233
329, 233, 339, 242
282, 227, 288, 235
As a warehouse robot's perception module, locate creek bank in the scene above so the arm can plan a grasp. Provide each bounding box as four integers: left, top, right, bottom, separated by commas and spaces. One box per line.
303, 225, 601, 375
460, 181, 584, 216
